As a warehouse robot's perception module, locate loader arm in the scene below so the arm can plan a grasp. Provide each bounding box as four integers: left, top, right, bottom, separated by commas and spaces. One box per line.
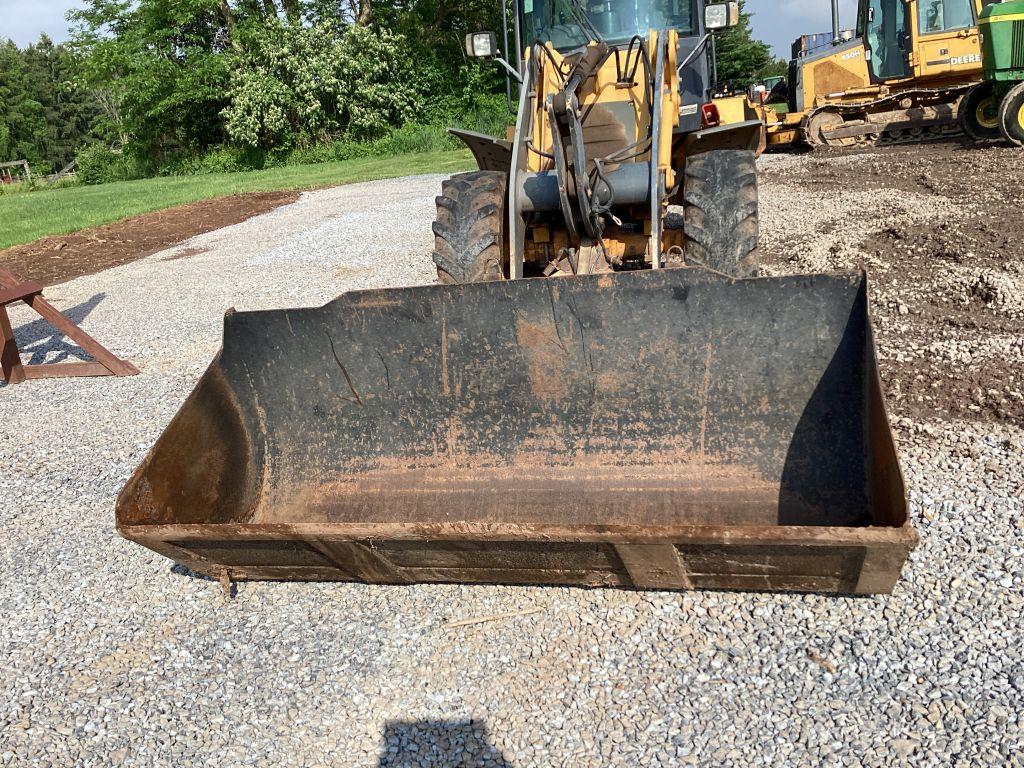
503, 30, 681, 278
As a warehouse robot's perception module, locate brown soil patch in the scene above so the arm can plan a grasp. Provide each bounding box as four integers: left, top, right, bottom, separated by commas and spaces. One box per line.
762, 141, 1024, 427
0, 190, 298, 286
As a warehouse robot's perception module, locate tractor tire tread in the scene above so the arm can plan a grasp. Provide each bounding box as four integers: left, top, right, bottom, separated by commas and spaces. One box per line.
998, 82, 1024, 147
959, 82, 1003, 142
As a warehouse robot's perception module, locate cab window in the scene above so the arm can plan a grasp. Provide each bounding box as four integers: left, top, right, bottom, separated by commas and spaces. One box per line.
523, 0, 697, 49
918, 0, 975, 34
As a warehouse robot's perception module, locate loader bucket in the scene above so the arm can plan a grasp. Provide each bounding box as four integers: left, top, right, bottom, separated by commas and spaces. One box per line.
117, 269, 916, 594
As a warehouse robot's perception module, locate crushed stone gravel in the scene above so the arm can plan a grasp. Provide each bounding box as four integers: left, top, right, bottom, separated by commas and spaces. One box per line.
1, 155, 1022, 767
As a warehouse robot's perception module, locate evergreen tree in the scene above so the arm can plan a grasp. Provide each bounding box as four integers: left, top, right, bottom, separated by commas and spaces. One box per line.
22, 36, 103, 168
0, 40, 48, 166
713, 0, 774, 87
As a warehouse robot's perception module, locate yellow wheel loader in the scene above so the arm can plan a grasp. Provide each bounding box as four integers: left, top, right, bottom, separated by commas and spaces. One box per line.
117, 1, 916, 594
766, 0, 986, 148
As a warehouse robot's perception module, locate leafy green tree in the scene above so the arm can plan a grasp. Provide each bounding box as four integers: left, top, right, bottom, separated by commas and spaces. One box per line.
713, 0, 774, 87
222, 21, 417, 147
372, 0, 509, 123
222, 21, 344, 148
69, 0, 234, 155
757, 59, 789, 80
62, 0, 512, 164
335, 25, 419, 138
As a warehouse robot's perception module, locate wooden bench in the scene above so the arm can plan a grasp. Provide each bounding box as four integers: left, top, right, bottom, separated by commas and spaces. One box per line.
0, 266, 139, 385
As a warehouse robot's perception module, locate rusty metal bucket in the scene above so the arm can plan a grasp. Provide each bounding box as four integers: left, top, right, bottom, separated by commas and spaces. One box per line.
117, 269, 916, 593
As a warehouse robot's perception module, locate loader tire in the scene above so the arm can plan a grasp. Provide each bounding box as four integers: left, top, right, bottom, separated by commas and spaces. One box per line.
681, 149, 760, 278
432, 171, 508, 284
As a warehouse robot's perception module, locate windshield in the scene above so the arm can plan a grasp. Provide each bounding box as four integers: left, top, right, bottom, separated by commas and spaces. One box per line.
522, 0, 698, 49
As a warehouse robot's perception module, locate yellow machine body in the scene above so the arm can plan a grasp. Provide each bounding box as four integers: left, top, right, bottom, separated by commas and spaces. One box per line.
529, 32, 680, 177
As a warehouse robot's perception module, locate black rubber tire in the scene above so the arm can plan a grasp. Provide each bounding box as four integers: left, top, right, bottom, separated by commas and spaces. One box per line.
959, 82, 1003, 142
998, 81, 1024, 148
681, 149, 760, 278
431, 171, 508, 284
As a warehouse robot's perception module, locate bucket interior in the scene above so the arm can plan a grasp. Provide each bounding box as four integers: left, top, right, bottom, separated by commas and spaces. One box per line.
117, 269, 905, 535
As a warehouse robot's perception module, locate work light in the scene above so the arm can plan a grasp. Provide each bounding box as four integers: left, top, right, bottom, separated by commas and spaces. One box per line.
705, 1, 740, 30
465, 32, 498, 59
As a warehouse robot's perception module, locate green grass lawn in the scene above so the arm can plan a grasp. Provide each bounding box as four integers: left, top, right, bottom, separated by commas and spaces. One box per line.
0, 149, 474, 251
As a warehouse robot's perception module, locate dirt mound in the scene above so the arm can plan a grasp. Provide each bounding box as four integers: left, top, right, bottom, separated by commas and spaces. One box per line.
0, 190, 299, 286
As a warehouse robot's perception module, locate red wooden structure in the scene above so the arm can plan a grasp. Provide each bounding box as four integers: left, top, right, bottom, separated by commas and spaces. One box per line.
0, 267, 139, 384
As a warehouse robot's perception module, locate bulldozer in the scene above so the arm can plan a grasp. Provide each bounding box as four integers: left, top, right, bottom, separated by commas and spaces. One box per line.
116, 0, 916, 594
765, 0, 987, 148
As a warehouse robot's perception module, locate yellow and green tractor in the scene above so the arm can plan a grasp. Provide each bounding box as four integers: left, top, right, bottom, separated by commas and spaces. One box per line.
960, 0, 1024, 144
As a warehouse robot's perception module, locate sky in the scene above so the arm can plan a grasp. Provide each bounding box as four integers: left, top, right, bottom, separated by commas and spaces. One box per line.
3, 0, 80, 47
4, 0, 861, 59
752, 0, 860, 58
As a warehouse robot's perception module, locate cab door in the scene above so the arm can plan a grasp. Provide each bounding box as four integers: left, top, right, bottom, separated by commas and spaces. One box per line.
863, 0, 913, 82
913, 0, 982, 80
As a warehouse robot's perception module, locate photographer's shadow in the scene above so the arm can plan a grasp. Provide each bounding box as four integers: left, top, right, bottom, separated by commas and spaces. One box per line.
378, 719, 513, 768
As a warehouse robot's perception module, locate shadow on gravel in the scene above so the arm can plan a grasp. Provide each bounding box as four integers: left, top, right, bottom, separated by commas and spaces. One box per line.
948, 138, 1015, 153
11, 292, 106, 365
170, 563, 215, 582
378, 719, 513, 768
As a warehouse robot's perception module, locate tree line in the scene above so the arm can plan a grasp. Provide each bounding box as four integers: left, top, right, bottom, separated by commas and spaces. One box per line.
1, 0, 780, 179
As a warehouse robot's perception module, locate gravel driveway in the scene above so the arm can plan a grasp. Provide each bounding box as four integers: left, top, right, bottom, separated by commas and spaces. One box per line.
1, 152, 1021, 767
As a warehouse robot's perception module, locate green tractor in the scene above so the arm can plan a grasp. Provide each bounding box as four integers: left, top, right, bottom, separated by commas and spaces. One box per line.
960, 0, 1024, 145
